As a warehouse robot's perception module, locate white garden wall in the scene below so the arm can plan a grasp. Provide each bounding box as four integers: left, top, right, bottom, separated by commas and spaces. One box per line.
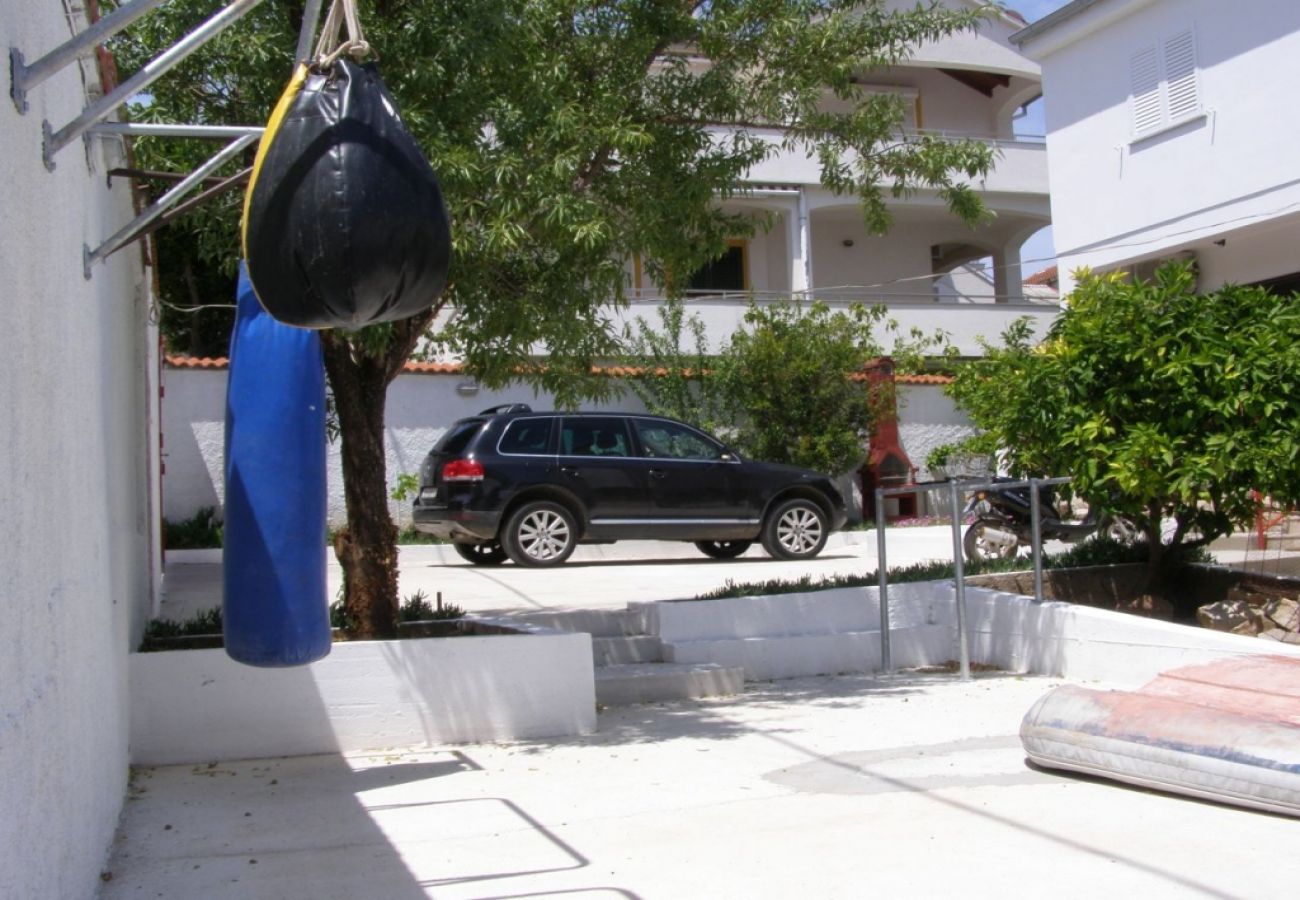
162, 365, 974, 529
1, 5, 159, 897
130, 629, 597, 766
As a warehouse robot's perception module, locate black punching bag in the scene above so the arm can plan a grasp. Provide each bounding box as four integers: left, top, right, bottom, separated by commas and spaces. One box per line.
242, 60, 450, 329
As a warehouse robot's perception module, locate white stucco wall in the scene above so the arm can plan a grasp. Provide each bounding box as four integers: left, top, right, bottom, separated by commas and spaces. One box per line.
161, 368, 973, 529
1, 5, 158, 898
1020, 0, 1300, 290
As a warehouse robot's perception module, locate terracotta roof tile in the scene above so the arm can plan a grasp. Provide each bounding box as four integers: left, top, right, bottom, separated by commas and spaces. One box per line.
164, 355, 954, 385
1025, 265, 1058, 286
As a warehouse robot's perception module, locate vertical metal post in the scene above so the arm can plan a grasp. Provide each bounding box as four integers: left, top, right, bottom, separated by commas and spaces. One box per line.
875, 487, 891, 674
294, 0, 324, 65
1030, 478, 1045, 603
947, 479, 971, 681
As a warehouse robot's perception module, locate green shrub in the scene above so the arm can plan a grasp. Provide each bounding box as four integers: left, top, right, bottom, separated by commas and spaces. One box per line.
163, 507, 223, 549
690, 536, 1166, 601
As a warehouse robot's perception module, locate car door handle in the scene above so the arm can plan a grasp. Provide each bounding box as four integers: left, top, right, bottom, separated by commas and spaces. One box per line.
560, 466, 580, 476
648, 468, 667, 479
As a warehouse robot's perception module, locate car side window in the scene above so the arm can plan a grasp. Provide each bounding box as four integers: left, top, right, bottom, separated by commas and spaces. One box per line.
498, 418, 553, 455
633, 419, 723, 461
561, 418, 631, 458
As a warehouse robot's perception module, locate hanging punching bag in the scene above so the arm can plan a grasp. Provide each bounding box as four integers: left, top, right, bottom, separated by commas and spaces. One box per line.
241, 58, 451, 329
223, 262, 331, 667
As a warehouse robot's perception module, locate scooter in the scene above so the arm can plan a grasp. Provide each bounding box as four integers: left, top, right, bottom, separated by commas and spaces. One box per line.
962, 478, 1137, 563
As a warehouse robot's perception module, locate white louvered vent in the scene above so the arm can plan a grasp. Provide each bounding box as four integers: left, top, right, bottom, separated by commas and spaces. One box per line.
1130, 45, 1163, 134
1164, 30, 1200, 121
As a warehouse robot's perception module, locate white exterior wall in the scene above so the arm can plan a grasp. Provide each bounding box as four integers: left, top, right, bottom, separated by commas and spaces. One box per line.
161, 369, 973, 529
1, 5, 158, 898
1021, 0, 1300, 290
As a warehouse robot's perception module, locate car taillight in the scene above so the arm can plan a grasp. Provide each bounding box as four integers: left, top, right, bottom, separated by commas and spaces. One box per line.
442, 459, 485, 482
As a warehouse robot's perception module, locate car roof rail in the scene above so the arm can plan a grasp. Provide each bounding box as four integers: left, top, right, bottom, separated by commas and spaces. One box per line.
478, 403, 533, 415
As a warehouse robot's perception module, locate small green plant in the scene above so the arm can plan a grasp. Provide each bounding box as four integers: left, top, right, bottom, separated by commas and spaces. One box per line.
391, 473, 420, 502
138, 607, 224, 651
400, 589, 466, 622
163, 507, 223, 549
925, 443, 958, 471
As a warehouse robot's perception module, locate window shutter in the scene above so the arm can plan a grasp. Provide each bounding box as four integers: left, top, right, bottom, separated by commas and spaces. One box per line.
1163, 30, 1200, 120
1130, 45, 1163, 134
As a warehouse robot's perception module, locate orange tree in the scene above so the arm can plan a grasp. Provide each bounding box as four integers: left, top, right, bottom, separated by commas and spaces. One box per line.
947, 262, 1300, 588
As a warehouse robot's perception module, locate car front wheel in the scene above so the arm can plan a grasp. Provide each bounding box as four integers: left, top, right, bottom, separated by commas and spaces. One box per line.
452, 541, 508, 566
695, 540, 753, 560
502, 501, 578, 567
761, 498, 829, 560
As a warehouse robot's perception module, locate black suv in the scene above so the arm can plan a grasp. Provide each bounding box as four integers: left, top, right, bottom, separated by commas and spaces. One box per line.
412, 405, 848, 567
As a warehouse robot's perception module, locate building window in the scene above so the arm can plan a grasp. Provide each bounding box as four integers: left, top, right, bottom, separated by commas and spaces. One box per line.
687, 240, 748, 294
1130, 28, 1201, 139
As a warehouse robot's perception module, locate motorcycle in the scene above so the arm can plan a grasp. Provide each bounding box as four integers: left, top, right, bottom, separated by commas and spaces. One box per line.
962, 478, 1137, 563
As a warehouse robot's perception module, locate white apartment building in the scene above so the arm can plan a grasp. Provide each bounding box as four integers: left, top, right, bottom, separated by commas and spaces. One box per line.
615, 0, 1059, 355
1012, 0, 1300, 294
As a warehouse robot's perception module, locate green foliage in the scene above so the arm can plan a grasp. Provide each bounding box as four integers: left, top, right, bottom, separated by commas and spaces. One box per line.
626, 297, 949, 474
138, 607, 224, 651
622, 298, 729, 432
946, 263, 1300, 558
390, 473, 420, 503
714, 300, 887, 473
162, 507, 223, 549
398, 589, 467, 622
690, 534, 1167, 601
112, 0, 994, 392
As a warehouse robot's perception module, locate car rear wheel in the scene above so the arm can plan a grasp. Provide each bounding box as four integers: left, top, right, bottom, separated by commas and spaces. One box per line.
694, 540, 753, 560
502, 501, 578, 567
452, 541, 508, 566
761, 498, 829, 560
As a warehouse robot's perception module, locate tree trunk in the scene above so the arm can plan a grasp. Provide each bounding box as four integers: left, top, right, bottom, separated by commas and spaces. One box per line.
1142, 505, 1165, 594
322, 338, 401, 638
319, 310, 440, 638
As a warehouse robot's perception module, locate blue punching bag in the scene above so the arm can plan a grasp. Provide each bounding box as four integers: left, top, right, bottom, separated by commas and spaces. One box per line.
223, 261, 331, 666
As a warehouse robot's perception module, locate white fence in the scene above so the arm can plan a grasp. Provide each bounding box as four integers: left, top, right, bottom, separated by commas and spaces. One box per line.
161, 364, 974, 528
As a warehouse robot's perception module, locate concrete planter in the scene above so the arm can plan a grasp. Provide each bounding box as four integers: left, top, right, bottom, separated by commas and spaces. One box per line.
130, 622, 595, 765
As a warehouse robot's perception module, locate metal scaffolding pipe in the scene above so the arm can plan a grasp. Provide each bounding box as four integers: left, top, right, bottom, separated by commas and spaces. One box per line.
89, 121, 264, 139
9, 0, 169, 113
44, 0, 265, 169
84, 132, 257, 277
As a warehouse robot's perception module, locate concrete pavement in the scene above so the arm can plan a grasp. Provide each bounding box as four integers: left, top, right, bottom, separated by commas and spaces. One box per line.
102, 670, 1299, 899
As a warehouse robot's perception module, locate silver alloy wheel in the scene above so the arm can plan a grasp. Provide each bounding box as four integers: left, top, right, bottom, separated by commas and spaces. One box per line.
516, 508, 572, 562
776, 505, 823, 555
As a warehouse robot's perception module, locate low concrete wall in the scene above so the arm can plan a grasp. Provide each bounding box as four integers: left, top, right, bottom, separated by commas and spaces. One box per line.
130, 629, 596, 765
963, 587, 1300, 686
646, 582, 1300, 685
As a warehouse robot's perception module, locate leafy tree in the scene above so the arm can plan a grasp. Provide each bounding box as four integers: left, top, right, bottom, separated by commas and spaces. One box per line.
113, 0, 997, 636
946, 262, 1300, 588
625, 298, 948, 474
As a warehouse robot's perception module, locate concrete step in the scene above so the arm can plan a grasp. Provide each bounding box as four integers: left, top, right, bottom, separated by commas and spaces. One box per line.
595, 662, 744, 706
500, 608, 650, 637
593, 635, 663, 666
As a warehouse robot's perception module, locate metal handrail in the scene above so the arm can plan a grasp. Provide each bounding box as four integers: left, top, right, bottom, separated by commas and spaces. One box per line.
874, 476, 1071, 681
